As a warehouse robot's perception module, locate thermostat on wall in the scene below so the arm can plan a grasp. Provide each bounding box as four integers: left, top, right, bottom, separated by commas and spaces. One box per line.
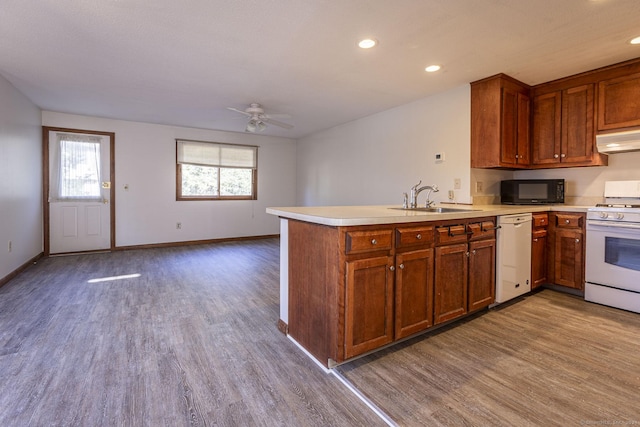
435, 152, 445, 163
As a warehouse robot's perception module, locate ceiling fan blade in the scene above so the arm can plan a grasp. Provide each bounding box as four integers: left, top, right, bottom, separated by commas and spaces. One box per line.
226, 107, 252, 117
264, 113, 292, 119
262, 117, 294, 129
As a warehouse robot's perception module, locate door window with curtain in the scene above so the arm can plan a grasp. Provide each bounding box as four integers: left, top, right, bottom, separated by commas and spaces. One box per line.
50, 133, 103, 202
176, 139, 258, 200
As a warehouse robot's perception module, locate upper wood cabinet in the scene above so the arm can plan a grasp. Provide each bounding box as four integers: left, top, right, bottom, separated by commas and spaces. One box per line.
472, 57, 640, 170
598, 72, 640, 131
532, 83, 607, 167
471, 74, 531, 169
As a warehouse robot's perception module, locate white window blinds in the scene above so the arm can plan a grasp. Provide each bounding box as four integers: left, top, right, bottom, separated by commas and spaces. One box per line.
176, 140, 257, 169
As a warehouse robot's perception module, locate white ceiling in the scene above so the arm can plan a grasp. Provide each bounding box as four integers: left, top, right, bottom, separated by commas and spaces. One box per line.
2, 0, 640, 139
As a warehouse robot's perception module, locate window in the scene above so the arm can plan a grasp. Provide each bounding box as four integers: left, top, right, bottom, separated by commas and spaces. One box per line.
50, 133, 103, 202
176, 139, 258, 200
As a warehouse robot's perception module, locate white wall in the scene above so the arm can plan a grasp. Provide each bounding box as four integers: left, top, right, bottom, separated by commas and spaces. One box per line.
296, 85, 472, 206
42, 112, 297, 247
0, 74, 43, 280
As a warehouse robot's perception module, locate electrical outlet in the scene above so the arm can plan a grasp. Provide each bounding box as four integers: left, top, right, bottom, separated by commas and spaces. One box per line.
476, 181, 484, 193
454, 178, 461, 190
8, 240, 12, 253
176, 222, 182, 230
448, 190, 455, 200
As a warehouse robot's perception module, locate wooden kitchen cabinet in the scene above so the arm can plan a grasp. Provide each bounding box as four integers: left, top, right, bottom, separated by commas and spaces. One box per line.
434, 242, 468, 324
531, 212, 549, 289
394, 248, 434, 339
471, 74, 531, 169
532, 84, 606, 167
468, 238, 496, 311
548, 212, 585, 290
286, 216, 496, 367
393, 224, 436, 340
345, 255, 394, 359
434, 219, 496, 325
598, 72, 640, 131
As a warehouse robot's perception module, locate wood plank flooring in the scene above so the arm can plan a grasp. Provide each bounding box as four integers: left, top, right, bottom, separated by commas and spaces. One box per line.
4, 238, 640, 426
336, 290, 640, 426
0, 239, 384, 426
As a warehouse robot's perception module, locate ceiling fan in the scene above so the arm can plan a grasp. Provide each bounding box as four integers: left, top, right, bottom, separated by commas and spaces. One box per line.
227, 103, 294, 133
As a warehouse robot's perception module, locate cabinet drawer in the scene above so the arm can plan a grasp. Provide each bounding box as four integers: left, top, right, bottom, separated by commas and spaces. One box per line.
555, 213, 583, 228
532, 229, 547, 241
396, 225, 434, 249
468, 221, 497, 240
345, 229, 393, 254
533, 213, 549, 228
436, 225, 469, 245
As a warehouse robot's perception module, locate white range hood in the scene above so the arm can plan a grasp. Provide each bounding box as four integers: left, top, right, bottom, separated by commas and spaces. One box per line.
596, 129, 640, 154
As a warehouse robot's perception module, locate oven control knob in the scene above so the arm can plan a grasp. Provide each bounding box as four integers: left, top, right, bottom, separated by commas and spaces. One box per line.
599, 212, 608, 219
616, 213, 624, 220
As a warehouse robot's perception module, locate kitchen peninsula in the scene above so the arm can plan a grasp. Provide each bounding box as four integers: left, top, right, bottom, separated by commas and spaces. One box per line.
267, 204, 586, 368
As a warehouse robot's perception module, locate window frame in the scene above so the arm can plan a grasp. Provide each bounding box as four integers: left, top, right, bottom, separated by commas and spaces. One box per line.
176, 139, 258, 201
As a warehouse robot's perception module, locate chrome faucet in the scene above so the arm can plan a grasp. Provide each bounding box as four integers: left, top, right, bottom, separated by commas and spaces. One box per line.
409, 181, 439, 208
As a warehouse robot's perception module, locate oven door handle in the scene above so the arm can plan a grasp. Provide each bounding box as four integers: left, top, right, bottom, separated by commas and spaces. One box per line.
588, 220, 640, 230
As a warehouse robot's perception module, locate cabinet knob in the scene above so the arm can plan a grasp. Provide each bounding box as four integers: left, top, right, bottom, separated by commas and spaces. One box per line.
399, 263, 405, 269
565, 219, 570, 224
472, 249, 476, 255
533, 238, 538, 242
389, 265, 395, 271
561, 153, 566, 158
466, 251, 470, 258
576, 239, 580, 243
371, 239, 377, 245
416, 234, 422, 240
554, 154, 559, 158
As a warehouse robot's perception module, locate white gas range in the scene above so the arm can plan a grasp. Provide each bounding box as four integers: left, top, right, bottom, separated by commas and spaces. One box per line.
585, 180, 640, 313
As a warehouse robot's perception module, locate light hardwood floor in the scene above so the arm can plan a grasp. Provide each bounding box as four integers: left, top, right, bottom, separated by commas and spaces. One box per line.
0, 239, 384, 426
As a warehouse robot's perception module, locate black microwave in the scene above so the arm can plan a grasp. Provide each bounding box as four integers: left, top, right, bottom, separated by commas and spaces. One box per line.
500, 179, 565, 204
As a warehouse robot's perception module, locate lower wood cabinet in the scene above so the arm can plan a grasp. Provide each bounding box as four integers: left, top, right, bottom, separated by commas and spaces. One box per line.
531, 212, 549, 288
548, 212, 585, 290
434, 243, 468, 324
394, 248, 434, 339
287, 216, 496, 367
468, 238, 497, 311
345, 255, 394, 359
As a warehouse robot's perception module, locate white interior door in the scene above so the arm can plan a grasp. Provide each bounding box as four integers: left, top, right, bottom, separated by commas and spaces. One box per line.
49, 131, 111, 254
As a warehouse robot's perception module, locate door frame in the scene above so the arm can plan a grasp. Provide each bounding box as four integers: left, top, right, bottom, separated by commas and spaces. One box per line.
43, 126, 116, 256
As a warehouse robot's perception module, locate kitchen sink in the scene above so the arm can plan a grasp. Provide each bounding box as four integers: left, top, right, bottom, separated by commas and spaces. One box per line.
389, 207, 480, 213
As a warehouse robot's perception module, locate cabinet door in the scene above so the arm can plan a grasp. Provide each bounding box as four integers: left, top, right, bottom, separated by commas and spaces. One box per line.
517, 92, 531, 166
345, 256, 394, 359
501, 87, 530, 167
553, 229, 584, 290
395, 248, 434, 339
598, 72, 640, 131
531, 229, 548, 289
561, 84, 595, 163
468, 239, 496, 312
532, 91, 562, 164
434, 243, 468, 324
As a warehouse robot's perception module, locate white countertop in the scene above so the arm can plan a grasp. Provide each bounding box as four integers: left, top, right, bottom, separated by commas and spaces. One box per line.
266, 204, 589, 226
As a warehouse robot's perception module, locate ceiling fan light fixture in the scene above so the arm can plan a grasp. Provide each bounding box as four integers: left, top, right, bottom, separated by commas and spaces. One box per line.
246, 118, 267, 133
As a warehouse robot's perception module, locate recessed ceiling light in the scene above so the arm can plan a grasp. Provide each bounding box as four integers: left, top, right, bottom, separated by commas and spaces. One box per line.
358, 38, 378, 49
425, 65, 441, 73
630, 36, 640, 45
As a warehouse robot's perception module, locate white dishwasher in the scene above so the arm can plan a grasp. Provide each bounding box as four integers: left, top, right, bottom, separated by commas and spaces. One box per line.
495, 213, 532, 304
